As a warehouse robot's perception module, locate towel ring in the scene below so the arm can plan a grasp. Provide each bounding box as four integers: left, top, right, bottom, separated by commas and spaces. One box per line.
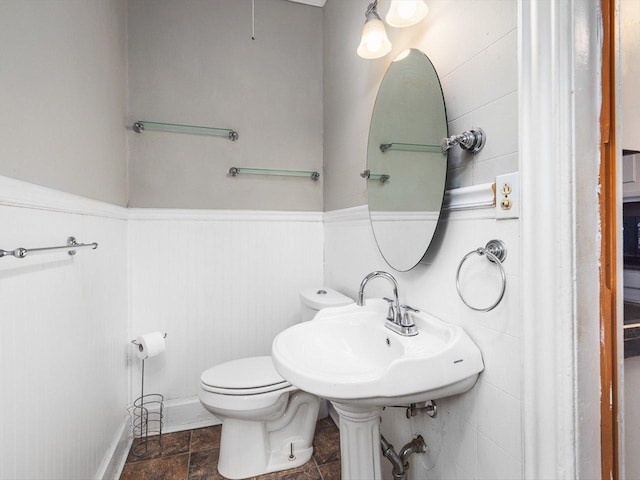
456, 240, 507, 312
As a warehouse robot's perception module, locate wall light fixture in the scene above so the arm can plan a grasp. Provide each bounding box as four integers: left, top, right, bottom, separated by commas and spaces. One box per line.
357, 1, 393, 59
386, 0, 429, 28
357, 0, 429, 59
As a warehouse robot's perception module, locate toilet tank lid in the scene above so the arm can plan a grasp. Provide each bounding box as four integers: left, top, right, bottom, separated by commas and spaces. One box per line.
300, 287, 353, 310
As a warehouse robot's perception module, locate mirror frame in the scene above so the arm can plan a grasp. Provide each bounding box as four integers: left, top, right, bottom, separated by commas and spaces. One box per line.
365, 49, 449, 271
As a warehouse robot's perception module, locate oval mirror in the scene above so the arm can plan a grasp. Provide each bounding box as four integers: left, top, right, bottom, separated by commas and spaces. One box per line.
366, 49, 448, 271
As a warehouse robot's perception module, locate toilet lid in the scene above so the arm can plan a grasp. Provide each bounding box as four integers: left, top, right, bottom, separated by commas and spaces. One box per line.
201, 356, 289, 393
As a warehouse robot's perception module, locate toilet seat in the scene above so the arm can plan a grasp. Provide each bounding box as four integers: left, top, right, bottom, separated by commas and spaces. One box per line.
201, 356, 292, 396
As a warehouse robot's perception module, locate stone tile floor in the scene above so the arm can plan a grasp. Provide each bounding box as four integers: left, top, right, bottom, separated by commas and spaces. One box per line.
119, 417, 341, 480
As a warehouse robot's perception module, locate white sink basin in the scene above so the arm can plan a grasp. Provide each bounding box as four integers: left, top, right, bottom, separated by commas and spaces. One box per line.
272, 299, 484, 406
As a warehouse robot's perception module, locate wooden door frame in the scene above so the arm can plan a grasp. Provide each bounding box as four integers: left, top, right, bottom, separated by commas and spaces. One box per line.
600, 0, 619, 477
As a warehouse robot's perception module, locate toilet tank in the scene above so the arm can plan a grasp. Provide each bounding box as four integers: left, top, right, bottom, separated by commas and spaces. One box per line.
299, 287, 353, 322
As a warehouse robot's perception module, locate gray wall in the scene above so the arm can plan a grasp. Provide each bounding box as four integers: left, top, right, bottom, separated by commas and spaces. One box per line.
0, 0, 128, 206
127, 0, 324, 210
323, 0, 385, 211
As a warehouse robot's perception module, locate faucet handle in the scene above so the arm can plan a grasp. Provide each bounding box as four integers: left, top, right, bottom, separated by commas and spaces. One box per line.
400, 305, 419, 313
383, 297, 397, 322
399, 305, 419, 327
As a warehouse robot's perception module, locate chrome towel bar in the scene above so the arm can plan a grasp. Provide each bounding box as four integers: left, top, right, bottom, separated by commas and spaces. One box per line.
0, 236, 98, 259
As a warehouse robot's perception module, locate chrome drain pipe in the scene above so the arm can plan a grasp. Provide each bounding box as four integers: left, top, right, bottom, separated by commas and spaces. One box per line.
380, 434, 426, 480
381, 435, 404, 479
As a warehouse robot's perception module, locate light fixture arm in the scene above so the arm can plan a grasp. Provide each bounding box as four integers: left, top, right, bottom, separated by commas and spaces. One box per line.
365, 0, 380, 19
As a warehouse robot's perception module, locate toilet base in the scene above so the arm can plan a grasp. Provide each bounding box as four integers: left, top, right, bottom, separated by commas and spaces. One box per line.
216, 391, 320, 479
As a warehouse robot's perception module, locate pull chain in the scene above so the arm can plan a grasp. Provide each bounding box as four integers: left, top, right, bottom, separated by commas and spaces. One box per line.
251, 0, 255, 40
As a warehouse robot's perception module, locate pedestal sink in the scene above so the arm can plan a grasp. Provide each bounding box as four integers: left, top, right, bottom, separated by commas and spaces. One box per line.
271, 299, 484, 480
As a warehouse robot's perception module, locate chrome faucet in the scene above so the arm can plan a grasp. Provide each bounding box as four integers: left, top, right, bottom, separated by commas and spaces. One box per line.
357, 271, 418, 336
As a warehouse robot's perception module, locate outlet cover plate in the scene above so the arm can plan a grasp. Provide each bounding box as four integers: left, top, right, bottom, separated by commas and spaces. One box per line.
496, 172, 520, 219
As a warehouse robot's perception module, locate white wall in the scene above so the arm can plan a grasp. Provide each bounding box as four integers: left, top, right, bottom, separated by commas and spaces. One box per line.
0, 0, 128, 206
0, 179, 327, 479
0, 177, 129, 480
323, 1, 521, 478
127, 0, 324, 210
128, 210, 324, 402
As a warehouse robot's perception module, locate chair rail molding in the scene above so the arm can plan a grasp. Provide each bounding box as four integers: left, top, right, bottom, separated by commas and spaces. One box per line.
0, 175, 127, 219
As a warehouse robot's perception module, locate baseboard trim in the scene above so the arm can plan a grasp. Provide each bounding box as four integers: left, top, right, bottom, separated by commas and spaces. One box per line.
162, 397, 221, 434
97, 398, 220, 479
96, 416, 132, 480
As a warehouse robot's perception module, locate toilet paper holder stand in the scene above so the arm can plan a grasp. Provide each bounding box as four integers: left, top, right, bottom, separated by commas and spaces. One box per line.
128, 333, 168, 456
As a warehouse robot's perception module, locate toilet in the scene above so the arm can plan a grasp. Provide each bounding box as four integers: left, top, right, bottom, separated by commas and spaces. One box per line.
198, 287, 352, 479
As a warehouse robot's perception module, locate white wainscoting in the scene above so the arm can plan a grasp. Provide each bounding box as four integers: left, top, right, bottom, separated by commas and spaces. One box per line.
0, 178, 326, 479
324, 205, 522, 479
0, 173, 519, 480
127, 209, 324, 403
0, 176, 129, 480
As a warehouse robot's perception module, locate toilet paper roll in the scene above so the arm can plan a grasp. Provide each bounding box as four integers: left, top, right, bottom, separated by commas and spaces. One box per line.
135, 331, 166, 360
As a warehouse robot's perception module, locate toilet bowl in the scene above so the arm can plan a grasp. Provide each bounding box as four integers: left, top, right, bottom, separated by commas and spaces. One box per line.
198, 288, 352, 479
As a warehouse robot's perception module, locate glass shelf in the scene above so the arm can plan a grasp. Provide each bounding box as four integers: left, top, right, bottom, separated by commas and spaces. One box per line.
379, 142, 442, 153
133, 121, 238, 141
360, 170, 390, 183
228, 167, 320, 181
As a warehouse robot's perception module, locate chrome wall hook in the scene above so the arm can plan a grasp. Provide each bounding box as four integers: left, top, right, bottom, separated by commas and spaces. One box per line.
441, 128, 485, 153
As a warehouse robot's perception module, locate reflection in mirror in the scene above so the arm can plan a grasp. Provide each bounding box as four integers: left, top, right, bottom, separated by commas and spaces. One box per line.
366, 49, 448, 271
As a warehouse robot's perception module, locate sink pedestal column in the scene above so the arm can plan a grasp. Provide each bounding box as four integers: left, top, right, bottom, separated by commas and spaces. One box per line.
331, 402, 383, 480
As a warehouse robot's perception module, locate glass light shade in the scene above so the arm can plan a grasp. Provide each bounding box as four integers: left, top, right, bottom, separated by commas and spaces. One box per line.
357, 18, 393, 59
385, 0, 429, 28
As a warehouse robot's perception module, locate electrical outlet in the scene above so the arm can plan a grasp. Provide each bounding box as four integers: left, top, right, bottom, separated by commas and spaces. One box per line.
496, 172, 519, 219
